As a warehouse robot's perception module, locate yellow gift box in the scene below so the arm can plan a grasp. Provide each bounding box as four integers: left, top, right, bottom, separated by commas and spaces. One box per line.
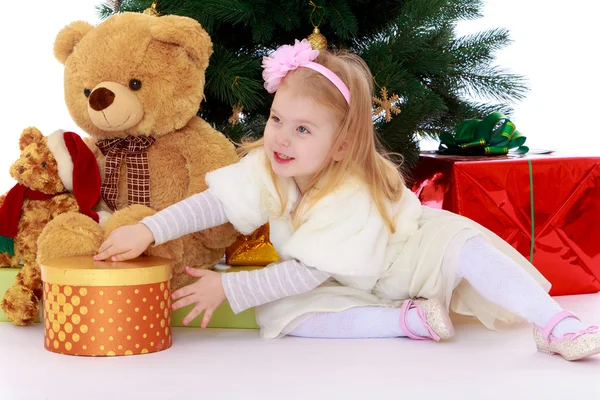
225, 223, 279, 266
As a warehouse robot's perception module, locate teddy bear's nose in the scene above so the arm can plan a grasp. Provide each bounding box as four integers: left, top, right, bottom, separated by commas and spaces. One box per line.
17, 166, 25, 174
89, 87, 116, 111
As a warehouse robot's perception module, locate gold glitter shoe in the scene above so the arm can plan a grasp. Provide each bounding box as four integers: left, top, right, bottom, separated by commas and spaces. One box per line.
533, 311, 600, 361
399, 298, 454, 341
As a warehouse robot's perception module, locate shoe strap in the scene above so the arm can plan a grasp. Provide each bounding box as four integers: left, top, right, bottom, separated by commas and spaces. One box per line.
399, 299, 439, 341
539, 310, 579, 344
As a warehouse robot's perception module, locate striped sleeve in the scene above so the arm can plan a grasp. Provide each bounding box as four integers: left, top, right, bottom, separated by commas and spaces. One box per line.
140, 189, 228, 246
221, 259, 330, 314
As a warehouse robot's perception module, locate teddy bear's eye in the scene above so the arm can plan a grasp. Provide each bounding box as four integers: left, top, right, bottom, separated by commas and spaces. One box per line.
42, 162, 47, 168
26, 154, 31, 158
129, 79, 142, 91
83, 88, 91, 97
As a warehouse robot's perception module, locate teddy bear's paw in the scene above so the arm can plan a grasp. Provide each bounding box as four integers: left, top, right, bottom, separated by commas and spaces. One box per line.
103, 204, 157, 236
1, 286, 39, 326
15, 263, 43, 300
37, 212, 104, 263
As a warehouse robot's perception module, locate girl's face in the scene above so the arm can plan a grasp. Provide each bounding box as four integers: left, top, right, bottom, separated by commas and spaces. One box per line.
263, 80, 342, 193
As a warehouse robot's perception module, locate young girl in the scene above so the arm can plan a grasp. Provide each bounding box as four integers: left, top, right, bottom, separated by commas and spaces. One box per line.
95, 39, 600, 361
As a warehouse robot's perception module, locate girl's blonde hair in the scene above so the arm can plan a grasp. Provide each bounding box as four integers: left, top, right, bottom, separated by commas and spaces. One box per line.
239, 49, 405, 233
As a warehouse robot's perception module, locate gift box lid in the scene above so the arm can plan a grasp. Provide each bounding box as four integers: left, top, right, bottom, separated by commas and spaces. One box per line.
418, 150, 598, 163
41, 256, 173, 287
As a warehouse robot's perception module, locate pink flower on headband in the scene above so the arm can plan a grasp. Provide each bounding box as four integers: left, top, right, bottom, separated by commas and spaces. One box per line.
261, 39, 352, 104
262, 39, 319, 93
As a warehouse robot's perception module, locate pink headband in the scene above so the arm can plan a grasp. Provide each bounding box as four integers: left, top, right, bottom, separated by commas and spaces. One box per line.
261, 39, 351, 104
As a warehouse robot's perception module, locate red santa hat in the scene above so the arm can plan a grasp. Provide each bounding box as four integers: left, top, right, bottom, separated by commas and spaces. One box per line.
47, 130, 101, 223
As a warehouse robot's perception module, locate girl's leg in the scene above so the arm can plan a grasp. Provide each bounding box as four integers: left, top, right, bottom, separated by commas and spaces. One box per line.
288, 306, 430, 339
455, 235, 586, 338
289, 235, 590, 345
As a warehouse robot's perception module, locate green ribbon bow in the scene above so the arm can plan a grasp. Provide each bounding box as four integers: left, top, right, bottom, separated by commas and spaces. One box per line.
438, 112, 529, 156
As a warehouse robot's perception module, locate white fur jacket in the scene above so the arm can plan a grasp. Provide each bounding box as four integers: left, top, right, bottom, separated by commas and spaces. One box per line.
205, 149, 423, 291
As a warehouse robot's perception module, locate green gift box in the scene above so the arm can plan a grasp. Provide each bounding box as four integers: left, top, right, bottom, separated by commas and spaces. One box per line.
172, 266, 260, 329
0, 268, 16, 322
171, 301, 259, 329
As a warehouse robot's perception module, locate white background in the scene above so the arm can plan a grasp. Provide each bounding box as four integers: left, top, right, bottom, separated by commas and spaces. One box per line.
1, 294, 600, 399
0, 0, 598, 193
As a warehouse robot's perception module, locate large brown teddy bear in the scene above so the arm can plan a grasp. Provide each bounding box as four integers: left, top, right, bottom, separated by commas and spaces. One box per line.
0, 128, 101, 325
37, 12, 239, 291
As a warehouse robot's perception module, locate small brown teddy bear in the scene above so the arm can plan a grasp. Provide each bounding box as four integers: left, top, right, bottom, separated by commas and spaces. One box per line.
37, 11, 239, 291
0, 128, 100, 325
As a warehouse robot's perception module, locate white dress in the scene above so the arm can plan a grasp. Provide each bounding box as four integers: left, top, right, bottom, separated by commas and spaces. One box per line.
206, 149, 551, 338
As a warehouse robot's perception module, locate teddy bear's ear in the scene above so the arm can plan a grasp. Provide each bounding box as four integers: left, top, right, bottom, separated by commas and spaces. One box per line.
54, 21, 95, 65
19, 127, 44, 151
149, 15, 213, 69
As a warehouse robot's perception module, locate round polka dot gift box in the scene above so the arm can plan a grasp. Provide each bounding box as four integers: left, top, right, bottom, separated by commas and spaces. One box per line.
40, 256, 173, 357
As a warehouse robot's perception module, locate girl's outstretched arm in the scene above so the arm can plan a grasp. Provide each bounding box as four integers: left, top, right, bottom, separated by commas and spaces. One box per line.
221, 259, 330, 314
141, 188, 229, 246
171, 260, 329, 327
94, 189, 229, 261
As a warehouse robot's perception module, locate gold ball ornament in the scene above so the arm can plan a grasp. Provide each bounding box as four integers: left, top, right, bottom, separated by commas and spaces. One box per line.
143, 1, 160, 16
308, 27, 327, 50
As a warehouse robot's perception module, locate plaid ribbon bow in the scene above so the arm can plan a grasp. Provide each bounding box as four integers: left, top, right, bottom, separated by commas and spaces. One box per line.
96, 136, 156, 211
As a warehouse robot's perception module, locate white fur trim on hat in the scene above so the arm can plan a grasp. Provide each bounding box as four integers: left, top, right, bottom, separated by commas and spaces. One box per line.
47, 130, 74, 191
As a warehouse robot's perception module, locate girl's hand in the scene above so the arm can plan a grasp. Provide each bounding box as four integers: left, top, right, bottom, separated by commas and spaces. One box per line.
172, 267, 226, 328
94, 224, 155, 262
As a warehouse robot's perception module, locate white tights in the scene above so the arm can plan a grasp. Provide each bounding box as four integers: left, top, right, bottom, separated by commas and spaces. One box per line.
289, 235, 585, 339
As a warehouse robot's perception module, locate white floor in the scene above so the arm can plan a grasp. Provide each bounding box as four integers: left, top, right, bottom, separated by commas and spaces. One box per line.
1, 294, 599, 400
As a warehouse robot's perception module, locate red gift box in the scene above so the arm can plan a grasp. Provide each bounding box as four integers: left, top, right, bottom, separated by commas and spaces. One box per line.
411, 152, 600, 296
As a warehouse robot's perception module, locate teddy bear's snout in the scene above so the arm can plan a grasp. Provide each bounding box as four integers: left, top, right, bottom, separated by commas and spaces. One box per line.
17, 166, 25, 175
87, 81, 145, 131
89, 87, 116, 111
